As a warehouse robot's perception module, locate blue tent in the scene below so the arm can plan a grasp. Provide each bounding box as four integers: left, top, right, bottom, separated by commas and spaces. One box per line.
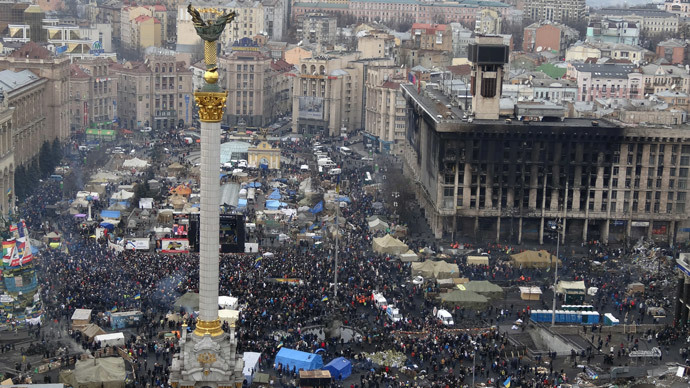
247, 182, 262, 188
323, 357, 351, 380
238, 199, 247, 208
100, 222, 114, 230
100, 210, 121, 219
267, 189, 281, 200
274, 348, 323, 372
265, 200, 281, 210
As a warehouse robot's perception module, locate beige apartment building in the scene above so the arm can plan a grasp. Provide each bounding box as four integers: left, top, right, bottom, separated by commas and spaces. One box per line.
121, 5, 165, 51
219, 41, 294, 127
0, 69, 45, 170
364, 65, 407, 154
69, 58, 118, 133
291, 53, 359, 137
291, 53, 394, 137
357, 31, 397, 60
0, 42, 70, 141
111, 52, 193, 131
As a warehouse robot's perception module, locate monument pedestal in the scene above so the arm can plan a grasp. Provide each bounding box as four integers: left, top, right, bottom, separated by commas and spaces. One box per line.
169, 327, 243, 388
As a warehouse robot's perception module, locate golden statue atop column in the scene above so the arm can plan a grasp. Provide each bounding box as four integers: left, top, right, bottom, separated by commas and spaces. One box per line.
188, 4, 233, 120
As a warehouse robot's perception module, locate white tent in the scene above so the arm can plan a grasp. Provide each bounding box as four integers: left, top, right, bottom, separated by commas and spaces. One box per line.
90, 171, 120, 183
368, 218, 390, 232
122, 157, 149, 168
218, 296, 238, 309
111, 189, 134, 200
398, 250, 420, 262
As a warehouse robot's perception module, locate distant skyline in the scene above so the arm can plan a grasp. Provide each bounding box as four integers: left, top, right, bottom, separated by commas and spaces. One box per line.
586, 0, 663, 7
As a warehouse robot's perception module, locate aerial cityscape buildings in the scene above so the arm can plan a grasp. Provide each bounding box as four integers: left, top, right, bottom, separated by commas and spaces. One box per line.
0, 0, 688, 386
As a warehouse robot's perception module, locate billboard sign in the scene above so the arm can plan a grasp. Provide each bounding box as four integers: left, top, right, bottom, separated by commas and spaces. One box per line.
90, 40, 104, 56
159, 238, 189, 253
298, 96, 324, 120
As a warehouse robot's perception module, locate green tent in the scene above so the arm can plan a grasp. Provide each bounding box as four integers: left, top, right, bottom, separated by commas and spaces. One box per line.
464, 280, 504, 299
440, 289, 488, 309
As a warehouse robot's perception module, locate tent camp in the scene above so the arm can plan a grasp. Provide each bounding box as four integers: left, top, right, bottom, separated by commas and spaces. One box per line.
398, 250, 419, 262
519, 286, 542, 301
80, 323, 106, 341
372, 234, 408, 255
467, 256, 489, 266
59, 357, 127, 388
440, 289, 488, 309
411, 260, 436, 278
433, 260, 460, 279
323, 357, 352, 380
274, 348, 323, 371
368, 218, 389, 232
510, 250, 562, 268
122, 157, 149, 169
464, 280, 503, 299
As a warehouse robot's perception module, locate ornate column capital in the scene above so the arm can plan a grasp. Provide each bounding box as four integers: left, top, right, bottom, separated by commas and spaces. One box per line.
194, 91, 228, 123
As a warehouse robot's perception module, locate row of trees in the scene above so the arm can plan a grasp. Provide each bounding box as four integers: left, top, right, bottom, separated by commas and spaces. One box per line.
14, 139, 63, 201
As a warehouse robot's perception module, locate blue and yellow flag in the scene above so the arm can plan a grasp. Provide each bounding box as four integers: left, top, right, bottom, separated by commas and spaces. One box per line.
321, 296, 329, 302
134, 293, 141, 300
503, 377, 511, 388
111, 306, 118, 313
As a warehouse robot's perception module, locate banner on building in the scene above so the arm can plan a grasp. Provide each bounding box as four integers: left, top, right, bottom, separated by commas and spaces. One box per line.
298, 96, 324, 120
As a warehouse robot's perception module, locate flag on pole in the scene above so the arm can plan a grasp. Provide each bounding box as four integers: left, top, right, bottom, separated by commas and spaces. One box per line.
111, 306, 118, 313
255, 256, 262, 268
134, 293, 141, 300
503, 377, 511, 388
321, 296, 329, 302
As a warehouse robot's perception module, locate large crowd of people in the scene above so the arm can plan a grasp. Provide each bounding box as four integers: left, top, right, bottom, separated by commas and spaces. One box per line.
7, 133, 686, 388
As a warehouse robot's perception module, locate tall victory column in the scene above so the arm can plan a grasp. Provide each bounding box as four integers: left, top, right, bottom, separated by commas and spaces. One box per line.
169, 5, 243, 388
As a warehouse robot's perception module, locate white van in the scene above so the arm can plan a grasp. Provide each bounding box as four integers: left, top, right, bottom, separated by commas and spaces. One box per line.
328, 168, 342, 175
436, 309, 454, 326
317, 159, 336, 167
339, 146, 352, 156
373, 292, 387, 309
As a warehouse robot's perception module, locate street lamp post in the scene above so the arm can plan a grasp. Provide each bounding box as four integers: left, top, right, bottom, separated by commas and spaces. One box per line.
551, 225, 560, 326
334, 172, 342, 300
